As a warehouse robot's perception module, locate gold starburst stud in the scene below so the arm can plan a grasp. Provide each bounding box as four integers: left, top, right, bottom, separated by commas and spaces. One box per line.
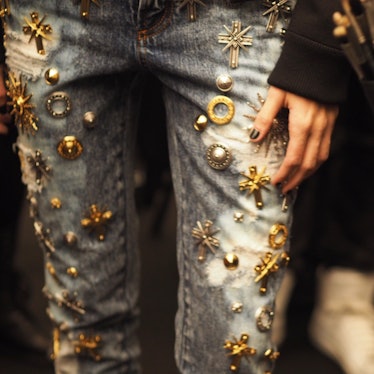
23, 12, 52, 55
224, 333, 256, 372
81, 204, 113, 241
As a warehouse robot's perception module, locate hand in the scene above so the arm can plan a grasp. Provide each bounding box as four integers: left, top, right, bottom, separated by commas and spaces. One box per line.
251, 86, 339, 194
0, 64, 11, 135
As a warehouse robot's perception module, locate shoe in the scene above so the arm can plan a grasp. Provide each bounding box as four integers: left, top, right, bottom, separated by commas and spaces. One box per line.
308, 267, 374, 374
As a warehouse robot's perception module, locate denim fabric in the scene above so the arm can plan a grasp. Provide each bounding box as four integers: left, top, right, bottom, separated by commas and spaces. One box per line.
3, 1, 296, 373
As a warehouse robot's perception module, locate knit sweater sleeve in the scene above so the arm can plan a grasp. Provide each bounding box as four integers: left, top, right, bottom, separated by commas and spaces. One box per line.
268, 0, 352, 104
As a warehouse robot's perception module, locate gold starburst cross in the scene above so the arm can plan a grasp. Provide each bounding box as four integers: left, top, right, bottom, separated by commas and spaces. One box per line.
81, 0, 100, 19
254, 251, 290, 294
0, 0, 10, 18
218, 21, 252, 68
239, 166, 270, 209
191, 220, 220, 262
7, 72, 38, 134
224, 333, 256, 372
262, 0, 291, 33
73, 333, 102, 361
178, 0, 206, 22
81, 204, 113, 241
23, 12, 52, 55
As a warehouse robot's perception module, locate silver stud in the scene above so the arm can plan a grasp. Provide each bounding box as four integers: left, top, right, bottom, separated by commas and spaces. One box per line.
216, 74, 233, 92
206, 144, 232, 170
231, 302, 243, 313
83, 111, 96, 129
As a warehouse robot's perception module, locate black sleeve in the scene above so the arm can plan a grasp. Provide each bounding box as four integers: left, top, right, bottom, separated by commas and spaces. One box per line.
268, 0, 352, 104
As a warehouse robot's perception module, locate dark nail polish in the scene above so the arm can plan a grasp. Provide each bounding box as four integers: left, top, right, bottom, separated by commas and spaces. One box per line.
249, 128, 260, 140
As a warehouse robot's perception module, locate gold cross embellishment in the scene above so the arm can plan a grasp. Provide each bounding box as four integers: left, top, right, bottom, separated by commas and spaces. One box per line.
73, 333, 102, 361
254, 251, 290, 294
191, 220, 220, 262
239, 166, 270, 209
81, 0, 100, 19
23, 12, 52, 55
218, 21, 252, 68
0, 0, 10, 18
262, 0, 292, 33
7, 72, 38, 134
81, 204, 113, 241
178, 0, 206, 22
224, 334, 256, 372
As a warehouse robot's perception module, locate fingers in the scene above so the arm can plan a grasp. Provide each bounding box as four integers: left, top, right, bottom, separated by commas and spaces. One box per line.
272, 100, 338, 193
250, 86, 285, 142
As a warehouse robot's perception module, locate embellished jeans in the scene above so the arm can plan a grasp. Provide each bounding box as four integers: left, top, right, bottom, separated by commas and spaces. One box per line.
3, 0, 296, 373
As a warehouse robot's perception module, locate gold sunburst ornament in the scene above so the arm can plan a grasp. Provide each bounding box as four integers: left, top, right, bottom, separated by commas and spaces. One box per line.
7, 72, 38, 134
81, 204, 113, 241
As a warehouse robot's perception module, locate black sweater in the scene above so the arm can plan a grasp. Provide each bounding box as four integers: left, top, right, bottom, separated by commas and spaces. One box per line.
269, 0, 352, 104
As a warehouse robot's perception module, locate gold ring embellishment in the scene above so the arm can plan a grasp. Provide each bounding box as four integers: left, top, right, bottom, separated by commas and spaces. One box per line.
206, 95, 235, 125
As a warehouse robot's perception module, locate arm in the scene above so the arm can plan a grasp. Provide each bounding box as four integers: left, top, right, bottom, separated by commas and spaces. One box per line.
252, 0, 352, 193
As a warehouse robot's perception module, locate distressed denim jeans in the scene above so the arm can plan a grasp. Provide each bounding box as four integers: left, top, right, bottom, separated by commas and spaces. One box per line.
3, 0, 296, 372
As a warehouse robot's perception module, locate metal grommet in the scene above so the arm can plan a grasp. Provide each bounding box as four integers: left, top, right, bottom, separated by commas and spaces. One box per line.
206, 144, 232, 170
57, 136, 83, 160
268, 223, 288, 249
206, 95, 235, 125
224, 253, 239, 270
46, 92, 72, 118
45, 68, 60, 85
83, 111, 96, 129
216, 74, 233, 92
193, 114, 208, 132
255, 306, 275, 332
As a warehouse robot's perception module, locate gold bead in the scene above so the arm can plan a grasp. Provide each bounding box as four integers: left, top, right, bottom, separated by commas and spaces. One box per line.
45, 68, 60, 85
193, 114, 208, 132
64, 232, 77, 246
50, 197, 62, 209
224, 253, 239, 270
83, 111, 96, 128
67, 267, 78, 278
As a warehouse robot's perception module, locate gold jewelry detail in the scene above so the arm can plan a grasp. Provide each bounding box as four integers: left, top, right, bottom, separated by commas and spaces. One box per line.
81, 0, 100, 19
224, 253, 239, 270
224, 334, 256, 372
81, 204, 113, 241
23, 12, 52, 55
57, 136, 83, 160
0, 0, 10, 17
191, 220, 220, 262
73, 333, 102, 361
239, 166, 271, 209
7, 72, 38, 134
207, 95, 235, 125
218, 21, 252, 68
268, 223, 288, 249
45, 68, 60, 85
50, 198, 62, 209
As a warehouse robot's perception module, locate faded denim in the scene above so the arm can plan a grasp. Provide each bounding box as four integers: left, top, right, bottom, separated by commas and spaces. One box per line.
4, 0, 296, 373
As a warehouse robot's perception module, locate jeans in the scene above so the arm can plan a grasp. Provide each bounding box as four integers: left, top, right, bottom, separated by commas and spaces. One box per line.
3, 0, 296, 372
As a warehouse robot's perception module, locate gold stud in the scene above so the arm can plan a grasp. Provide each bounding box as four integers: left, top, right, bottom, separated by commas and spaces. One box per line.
45, 68, 59, 85
233, 212, 244, 222
193, 114, 208, 132
57, 136, 83, 160
50, 197, 62, 209
231, 302, 243, 313
23, 12, 52, 55
73, 333, 102, 361
224, 253, 239, 270
67, 267, 79, 278
207, 95, 235, 125
64, 232, 78, 246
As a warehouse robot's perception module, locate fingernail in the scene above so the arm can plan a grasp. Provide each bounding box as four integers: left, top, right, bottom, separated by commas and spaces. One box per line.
249, 128, 260, 140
